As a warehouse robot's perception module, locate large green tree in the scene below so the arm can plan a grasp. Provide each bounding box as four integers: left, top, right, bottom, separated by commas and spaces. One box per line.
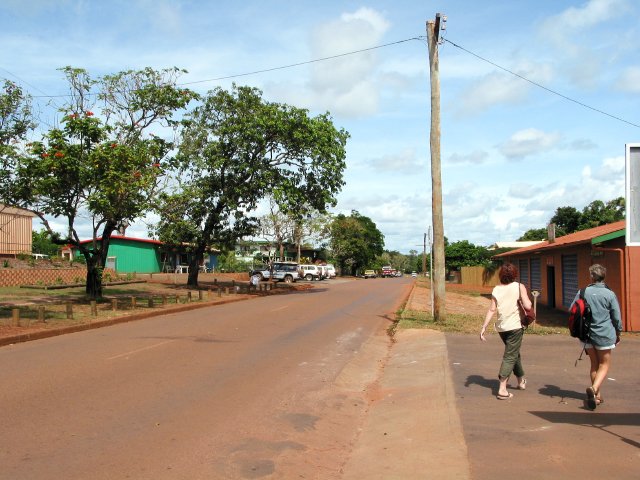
153, 85, 348, 287
445, 240, 491, 271
329, 210, 384, 275
0, 80, 36, 217
5, 67, 196, 298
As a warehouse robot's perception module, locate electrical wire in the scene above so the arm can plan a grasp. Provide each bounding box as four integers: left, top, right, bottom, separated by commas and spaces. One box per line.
20, 36, 425, 98
442, 38, 640, 129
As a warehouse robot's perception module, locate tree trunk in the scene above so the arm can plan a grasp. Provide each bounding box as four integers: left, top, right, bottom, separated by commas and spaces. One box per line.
187, 244, 207, 287
85, 260, 103, 299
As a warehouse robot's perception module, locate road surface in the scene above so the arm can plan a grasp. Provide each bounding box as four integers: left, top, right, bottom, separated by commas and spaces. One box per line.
0, 276, 411, 480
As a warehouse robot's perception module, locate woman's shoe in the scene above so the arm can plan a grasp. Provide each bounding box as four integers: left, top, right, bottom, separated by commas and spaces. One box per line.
586, 387, 597, 410
496, 392, 513, 400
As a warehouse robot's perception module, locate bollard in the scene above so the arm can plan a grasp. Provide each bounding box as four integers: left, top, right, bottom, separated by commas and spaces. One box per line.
198, 290, 203, 301
162, 295, 167, 306
112, 298, 118, 311
131, 296, 137, 309
66, 303, 73, 319
38, 305, 46, 323
217, 287, 222, 297
225, 287, 229, 295
187, 291, 192, 302
175, 294, 180, 305
12, 308, 20, 327
90, 300, 98, 316
148, 297, 154, 308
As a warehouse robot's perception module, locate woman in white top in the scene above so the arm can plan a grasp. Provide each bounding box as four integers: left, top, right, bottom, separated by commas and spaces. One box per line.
480, 263, 532, 400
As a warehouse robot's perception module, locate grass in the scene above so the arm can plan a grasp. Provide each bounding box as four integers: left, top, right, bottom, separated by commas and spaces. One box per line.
396, 308, 566, 335
0, 280, 252, 333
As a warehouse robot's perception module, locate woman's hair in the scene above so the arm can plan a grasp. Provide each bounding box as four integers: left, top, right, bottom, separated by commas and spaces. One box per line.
589, 264, 606, 282
498, 263, 518, 284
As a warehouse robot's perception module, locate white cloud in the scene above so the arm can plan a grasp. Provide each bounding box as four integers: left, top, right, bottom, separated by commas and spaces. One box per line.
447, 150, 488, 165
499, 128, 562, 160
454, 60, 552, 116
508, 183, 544, 199
305, 7, 390, 117
368, 149, 424, 173
615, 66, 640, 93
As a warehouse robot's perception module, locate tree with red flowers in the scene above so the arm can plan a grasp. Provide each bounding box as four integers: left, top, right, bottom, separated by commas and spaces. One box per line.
7, 67, 197, 298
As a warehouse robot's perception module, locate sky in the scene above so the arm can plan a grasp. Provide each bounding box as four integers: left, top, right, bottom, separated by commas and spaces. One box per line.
1, 0, 638, 254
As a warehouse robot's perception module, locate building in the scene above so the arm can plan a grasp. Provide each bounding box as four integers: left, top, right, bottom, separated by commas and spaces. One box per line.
0, 204, 36, 257
76, 236, 219, 274
494, 220, 638, 332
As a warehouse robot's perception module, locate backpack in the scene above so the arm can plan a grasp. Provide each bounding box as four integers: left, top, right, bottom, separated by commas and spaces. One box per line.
568, 287, 592, 342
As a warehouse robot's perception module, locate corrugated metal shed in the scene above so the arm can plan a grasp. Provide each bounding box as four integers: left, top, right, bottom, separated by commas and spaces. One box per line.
0, 205, 36, 256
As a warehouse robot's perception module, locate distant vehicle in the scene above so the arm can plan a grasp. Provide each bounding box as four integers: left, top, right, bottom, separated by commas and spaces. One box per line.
326, 264, 337, 278
364, 269, 377, 279
380, 266, 397, 278
395, 271, 403, 277
250, 261, 301, 283
317, 264, 329, 280
411, 271, 417, 278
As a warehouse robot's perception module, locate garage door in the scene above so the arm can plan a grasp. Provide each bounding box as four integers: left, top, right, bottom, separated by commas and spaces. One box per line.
561, 254, 578, 308
530, 257, 541, 293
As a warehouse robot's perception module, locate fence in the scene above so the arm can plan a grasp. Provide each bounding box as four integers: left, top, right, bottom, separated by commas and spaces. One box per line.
460, 266, 500, 287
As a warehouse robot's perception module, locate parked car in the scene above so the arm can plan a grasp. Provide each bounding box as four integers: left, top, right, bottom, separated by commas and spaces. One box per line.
363, 269, 377, 279
249, 265, 271, 281
326, 264, 337, 278
299, 264, 322, 281
250, 261, 301, 283
317, 264, 329, 280
411, 271, 417, 278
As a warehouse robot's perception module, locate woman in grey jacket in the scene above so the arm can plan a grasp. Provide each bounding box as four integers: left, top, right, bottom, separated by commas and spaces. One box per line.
573, 264, 622, 410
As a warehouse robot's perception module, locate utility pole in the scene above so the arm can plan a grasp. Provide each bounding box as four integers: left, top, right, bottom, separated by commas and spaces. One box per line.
427, 13, 446, 321
422, 232, 427, 275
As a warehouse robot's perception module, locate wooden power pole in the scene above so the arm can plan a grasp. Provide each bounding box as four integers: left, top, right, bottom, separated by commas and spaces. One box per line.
427, 14, 446, 321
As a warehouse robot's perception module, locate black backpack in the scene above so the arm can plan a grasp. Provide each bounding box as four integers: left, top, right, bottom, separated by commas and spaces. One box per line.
568, 287, 592, 342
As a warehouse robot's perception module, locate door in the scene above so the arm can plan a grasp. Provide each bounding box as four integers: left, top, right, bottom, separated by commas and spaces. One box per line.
546, 265, 556, 308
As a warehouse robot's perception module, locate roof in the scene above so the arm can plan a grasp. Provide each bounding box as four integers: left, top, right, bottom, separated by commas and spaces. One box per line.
493, 220, 626, 257
0, 204, 37, 217
488, 241, 544, 250
79, 235, 162, 246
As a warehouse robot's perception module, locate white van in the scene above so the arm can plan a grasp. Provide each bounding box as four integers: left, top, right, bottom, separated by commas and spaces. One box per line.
299, 264, 322, 281
326, 264, 336, 278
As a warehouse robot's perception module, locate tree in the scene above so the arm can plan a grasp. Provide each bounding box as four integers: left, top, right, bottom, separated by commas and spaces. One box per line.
329, 211, 384, 275
578, 197, 625, 230
517, 228, 547, 241
32, 228, 61, 257
550, 206, 581, 236
153, 85, 349, 287
0, 79, 36, 224
445, 240, 491, 271
5, 67, 196, 298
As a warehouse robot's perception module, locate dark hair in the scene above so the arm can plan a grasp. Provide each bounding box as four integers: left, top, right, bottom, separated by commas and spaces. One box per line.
499, 263, 518, 284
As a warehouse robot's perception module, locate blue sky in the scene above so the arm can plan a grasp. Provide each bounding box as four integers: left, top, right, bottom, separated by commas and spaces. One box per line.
1, 0, 637, 253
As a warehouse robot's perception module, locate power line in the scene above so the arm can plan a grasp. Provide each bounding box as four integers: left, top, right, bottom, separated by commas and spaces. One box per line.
443, 38, 640, 129
21, 36, 425, 98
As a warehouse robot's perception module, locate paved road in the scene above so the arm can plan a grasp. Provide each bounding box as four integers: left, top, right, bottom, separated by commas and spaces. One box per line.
446, 332, 640, 480
0, 277, 411, 480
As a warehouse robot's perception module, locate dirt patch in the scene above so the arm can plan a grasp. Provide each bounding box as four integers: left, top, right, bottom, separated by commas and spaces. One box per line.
406, 281, 490, 317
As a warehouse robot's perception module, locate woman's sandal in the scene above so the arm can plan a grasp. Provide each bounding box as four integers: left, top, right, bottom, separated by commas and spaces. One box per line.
496, 392, 513, 400
586, 387, 597, 410
517, 378, 527, 390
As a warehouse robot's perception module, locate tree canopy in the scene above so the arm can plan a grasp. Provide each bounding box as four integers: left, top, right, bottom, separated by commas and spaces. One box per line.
329, 210, 384, 275
153, 84, 349, 286
518, 197, 625, 241
2, 67, 196, 297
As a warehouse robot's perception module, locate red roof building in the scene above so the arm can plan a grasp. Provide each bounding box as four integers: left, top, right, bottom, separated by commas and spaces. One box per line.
494, 221, 638, 332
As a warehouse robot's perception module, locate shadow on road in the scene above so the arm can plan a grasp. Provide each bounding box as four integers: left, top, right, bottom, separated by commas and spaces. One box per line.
530, 411, 640, 449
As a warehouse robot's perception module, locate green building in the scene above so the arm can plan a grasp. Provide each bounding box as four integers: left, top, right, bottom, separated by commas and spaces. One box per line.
76, 236, 219, 274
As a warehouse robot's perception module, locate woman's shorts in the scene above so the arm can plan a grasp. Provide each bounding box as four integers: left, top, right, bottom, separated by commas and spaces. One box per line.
584, 342, 616, 350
